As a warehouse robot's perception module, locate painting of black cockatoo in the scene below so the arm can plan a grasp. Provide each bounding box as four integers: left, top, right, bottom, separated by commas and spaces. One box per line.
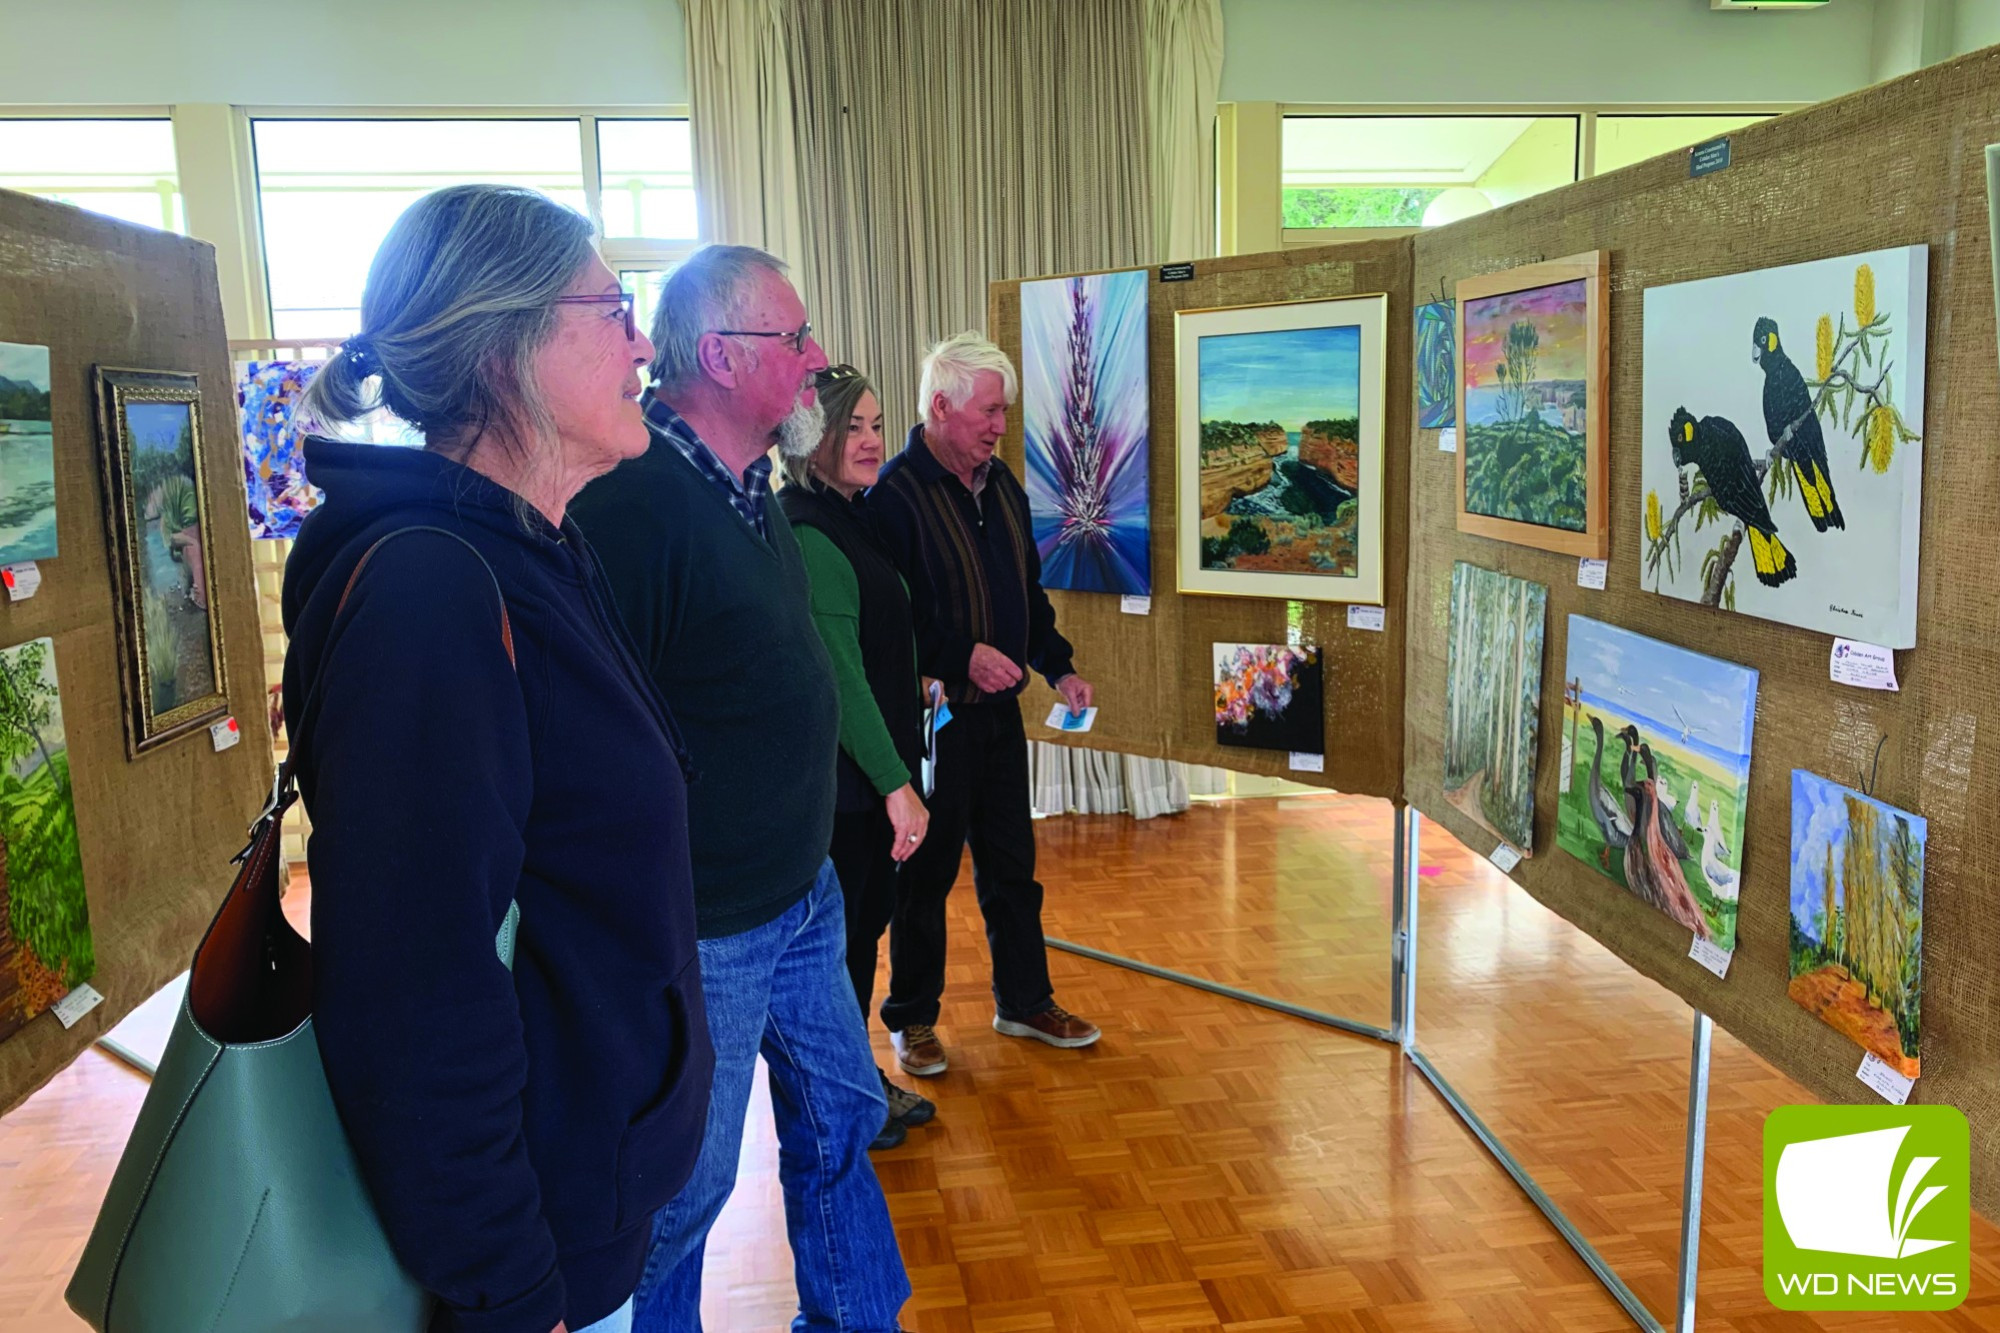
1640, 247, 1927, 648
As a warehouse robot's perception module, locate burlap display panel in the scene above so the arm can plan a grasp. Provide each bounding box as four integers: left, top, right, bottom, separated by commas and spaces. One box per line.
1403, 49, 2000, 1206
0, 191, 273, 1112
989, 242, 1411, 798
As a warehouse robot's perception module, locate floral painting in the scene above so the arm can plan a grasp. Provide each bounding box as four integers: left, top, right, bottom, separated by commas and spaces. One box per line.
238, 359, 324, 540
1021, 269, 1150, 594
0, 638, 90, 1045
1213, 642, 1323, 756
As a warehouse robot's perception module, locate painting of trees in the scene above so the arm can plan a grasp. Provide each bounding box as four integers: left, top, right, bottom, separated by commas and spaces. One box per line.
1787, 770, 1923, 1075
0, 637, 90, 1044
1443, 563, 1548, 852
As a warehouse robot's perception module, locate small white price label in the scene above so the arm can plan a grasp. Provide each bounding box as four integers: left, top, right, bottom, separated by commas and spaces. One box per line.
209, 717, 242, 752
1830, 638, 1899, 692
1488, 842, 1522, 873
1687, 936, 1733, 978
1119, 595, 1152, 615
1856, 1051, 1916, 1104
1576, 558, 1607, 590
3, 561, 43, 601
1437, 427, 1457, 453
1347, 605, 1385, 632
52, 983, 105, 1029
1288, 751, 1325, 773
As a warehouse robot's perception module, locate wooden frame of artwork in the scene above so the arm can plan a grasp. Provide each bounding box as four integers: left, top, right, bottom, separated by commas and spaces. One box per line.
1454, 251, 1610, 559
1175, 293, 1388, 604
92, 367, 231, 757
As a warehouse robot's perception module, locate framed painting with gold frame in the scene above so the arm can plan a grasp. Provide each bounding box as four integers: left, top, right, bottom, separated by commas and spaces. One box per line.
1174, 293, 1388, 604
92, 367, 230, 756
1454, 252, 1610, 558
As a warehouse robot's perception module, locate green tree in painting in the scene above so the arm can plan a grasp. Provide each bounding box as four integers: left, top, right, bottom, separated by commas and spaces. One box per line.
1443, 565, 1546, 850
1498, 319, 1540, 422
0, 641, 90, 990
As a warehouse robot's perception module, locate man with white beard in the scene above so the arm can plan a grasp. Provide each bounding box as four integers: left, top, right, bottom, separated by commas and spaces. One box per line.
572, 246, 913, 1333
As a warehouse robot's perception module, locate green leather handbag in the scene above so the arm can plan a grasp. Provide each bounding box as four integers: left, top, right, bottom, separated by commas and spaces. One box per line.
68, 528, 517, 1332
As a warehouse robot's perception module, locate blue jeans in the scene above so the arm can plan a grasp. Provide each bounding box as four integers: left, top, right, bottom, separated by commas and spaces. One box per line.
633, 860, 911, 1332
575, 1297, 633, 1333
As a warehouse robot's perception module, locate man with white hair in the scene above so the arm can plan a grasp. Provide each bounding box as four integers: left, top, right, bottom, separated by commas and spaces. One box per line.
868, 331, 1102, 1077
571, 245, 913, 1333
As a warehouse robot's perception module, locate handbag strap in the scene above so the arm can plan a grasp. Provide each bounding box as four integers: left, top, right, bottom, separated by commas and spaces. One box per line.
246, 525, 516, 849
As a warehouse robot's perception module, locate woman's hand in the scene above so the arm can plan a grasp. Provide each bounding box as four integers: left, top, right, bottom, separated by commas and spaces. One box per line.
885, 783, 930, 862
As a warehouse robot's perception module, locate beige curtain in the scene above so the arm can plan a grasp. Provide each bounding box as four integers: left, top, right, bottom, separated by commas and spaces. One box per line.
786, 0, 1154, 437
1028, 743, 1196, 820
1143, 0, 1224, 262
684, 0, 806, 266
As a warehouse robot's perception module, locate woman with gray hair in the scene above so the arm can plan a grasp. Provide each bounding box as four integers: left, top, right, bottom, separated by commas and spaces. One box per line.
282, 184, 713, 1333
775, 364, 936, 1150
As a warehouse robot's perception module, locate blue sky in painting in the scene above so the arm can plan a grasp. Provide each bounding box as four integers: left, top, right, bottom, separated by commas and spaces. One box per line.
125, 400, 190, 455
1197, 324, 1359, 430
1789, 769, 1926, 944
1563, 615, 1757, 775
0, 341, 49, 389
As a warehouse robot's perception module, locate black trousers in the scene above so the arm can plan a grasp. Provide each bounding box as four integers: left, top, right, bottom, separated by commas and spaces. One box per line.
828, 804, 898, 1021
881, 697, 1054, 1030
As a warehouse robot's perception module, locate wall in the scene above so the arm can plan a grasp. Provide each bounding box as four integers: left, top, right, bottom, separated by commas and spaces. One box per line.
1220, 0, 1877, 105
1960, 0, 2000, 50
2, 0, 688, 107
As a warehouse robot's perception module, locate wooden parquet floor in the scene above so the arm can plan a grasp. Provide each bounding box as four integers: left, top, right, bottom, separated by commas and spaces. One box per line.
4, 793, 1998, 1330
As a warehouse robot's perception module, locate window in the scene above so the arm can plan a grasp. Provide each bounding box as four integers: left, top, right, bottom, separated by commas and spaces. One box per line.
1281, 115, 1580, 235
252, 119, 590, 340
1593, 114, 1772, 175
0, 119, 183, 233
596, 120, 696, 240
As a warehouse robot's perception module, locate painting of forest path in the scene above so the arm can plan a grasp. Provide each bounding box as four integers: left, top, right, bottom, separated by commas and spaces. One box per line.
1415, 300, 1456, 430
1022, 269, 1150, 595
1443, 563, 1547, 852
124, 399, 219, 717
1789, 770, 1923, 1076
1196, 325, 1361, 577
1554, 616, 1756, 950
0, 637, 89, 1045
1462, 278, 1590, 532
0, 340, 59, 566
1213, 643, 1323, 756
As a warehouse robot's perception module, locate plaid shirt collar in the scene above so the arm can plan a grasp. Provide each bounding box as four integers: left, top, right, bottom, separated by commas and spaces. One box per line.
643, 391, 772, 539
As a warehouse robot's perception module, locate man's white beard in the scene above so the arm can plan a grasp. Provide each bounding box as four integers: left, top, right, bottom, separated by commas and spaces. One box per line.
777, 394, 827, 460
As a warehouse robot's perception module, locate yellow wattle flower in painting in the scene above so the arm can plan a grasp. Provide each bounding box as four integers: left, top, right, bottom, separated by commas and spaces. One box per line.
1645, 489, 1662, 542
1854, 263, 1876, 327
1815, 314, 1834, 382
1867, 406, 1895, 473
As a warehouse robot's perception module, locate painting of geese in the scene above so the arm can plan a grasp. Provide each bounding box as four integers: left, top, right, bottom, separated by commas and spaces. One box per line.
1556, 615, 1757, 949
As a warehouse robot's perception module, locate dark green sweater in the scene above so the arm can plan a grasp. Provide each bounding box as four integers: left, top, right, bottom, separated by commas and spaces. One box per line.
572, 439, 838, 938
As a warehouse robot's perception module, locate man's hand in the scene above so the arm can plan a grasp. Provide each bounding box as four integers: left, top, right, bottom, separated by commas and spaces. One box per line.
1055, 673, 1094, 716
884, 783, 930, 863
968, 643, 1024, 694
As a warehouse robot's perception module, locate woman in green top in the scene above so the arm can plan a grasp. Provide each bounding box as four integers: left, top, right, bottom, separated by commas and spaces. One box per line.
777, 365, 936, 1148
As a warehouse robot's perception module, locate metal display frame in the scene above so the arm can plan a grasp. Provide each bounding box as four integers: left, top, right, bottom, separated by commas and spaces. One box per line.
1048, 800, 1716, 1333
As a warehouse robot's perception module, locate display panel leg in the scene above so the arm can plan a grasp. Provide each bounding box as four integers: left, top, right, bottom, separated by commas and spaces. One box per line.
1676, 1011, 1714, 1333
1391, 802, 1419, 1052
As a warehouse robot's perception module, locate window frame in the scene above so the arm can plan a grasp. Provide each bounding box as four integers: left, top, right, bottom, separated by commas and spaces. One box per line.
244, 105, 697, 340
0, 108, 186, 235
1272, 101, 1799, 250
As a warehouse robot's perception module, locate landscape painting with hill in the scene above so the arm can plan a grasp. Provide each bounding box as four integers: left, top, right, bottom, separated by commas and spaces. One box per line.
0, 341, 59, 566
1455, 253, 1607, 558
1175, 295, 1386, 603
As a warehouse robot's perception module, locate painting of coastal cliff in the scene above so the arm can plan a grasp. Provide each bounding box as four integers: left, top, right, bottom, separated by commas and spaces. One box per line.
1175, 294, 1387, 604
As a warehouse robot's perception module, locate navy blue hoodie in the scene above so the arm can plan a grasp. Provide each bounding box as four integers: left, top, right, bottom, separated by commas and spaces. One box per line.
282, 439, 713, 1333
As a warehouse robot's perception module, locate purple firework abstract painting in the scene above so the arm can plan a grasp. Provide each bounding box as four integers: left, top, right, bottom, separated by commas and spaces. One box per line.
1021, 268, 1151, 594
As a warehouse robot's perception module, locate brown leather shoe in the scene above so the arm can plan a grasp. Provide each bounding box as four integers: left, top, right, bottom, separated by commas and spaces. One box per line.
893, 1024, 948, 1076
993, 1005, 1101, 1049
